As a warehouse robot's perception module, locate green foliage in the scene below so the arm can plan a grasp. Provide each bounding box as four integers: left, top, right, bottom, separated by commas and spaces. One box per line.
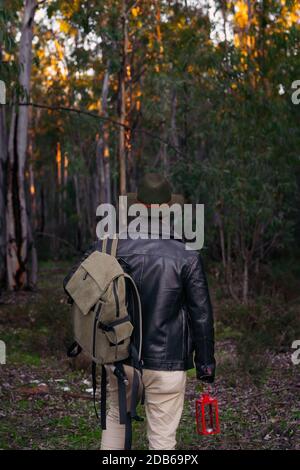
216, 294, 300, 384
4, 0, 299, 297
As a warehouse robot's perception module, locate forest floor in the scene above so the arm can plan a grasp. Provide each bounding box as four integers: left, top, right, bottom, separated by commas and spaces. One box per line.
0, 261, 299, 450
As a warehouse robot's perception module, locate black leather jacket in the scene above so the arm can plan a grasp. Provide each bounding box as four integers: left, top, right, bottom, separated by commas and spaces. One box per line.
64, 236, 215, 382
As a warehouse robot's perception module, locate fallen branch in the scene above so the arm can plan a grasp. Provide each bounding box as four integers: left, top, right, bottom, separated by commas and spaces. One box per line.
62, 391, 94, 401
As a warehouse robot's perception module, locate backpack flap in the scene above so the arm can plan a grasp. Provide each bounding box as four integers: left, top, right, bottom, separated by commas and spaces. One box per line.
81, 251, 123, 294
65, 251, 123, 315
97, 319, 134, 363
104, 320, 134, 345
65, 265, 100, 316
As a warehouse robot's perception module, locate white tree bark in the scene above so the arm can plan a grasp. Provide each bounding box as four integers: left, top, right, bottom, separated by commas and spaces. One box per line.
6, 110, 19, 289
0, 105, 7, 285
6, 0, 37, 289
18, 0, 36, 265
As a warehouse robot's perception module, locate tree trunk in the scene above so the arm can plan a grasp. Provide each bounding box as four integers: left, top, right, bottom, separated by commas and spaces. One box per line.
73, 174, 82, 250
0, 41, 7, 287
242, 258, 249, 304
40, 184, 45, 234
96, 65, 111, 204
27, 212, 38, 289
0, 104, 7, 286
219, 217, 226, 271
6, 110, 19, 289
118, 0, 128, 196
6, 0, 37, 290
83, 175, 93, 241
170, 89, 179, 152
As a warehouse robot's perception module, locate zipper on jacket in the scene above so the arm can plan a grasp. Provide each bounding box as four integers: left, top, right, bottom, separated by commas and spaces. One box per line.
113, 278, 120, 318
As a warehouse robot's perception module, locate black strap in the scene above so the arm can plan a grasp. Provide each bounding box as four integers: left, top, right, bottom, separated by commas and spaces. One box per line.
105, 237, 113, 255
100, 365, 107, 429
113, 362, 132, 449
129, 343, 144, 379
114, 364, 127, 425
98, 315, 130, 332
67, 341, 82, 358
130, 343, 145, 408
130, 368, 143, 422
91, 361, 99, 420
125, 412, 132, 450
141, 383, 145, 406
126, 277, 142, 361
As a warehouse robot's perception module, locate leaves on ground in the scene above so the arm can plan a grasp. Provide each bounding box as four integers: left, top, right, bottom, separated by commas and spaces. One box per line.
0, 263, 299, 450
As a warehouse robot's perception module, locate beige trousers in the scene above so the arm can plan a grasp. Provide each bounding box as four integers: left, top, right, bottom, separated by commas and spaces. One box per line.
100, 368, 187, 450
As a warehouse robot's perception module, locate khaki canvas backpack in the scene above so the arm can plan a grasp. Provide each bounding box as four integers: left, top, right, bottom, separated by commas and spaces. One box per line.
65, 237, 143, 450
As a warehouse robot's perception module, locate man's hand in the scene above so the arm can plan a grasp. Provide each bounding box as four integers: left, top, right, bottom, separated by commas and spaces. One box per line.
196, 363, 215, 383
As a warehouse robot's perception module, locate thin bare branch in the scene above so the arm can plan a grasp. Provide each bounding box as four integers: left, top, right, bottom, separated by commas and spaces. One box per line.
13, 101, 186, 158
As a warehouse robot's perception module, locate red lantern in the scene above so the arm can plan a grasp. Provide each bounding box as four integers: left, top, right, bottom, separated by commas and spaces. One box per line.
196, 392, 220, 435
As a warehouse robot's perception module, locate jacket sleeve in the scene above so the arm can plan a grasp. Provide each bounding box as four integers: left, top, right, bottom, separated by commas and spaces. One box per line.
183, 253, 215, 382
63, 241, 99, 297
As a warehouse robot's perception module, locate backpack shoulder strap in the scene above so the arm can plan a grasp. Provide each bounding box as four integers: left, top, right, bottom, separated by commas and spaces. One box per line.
111, 237, 118, 257
101, 236, 118, 257
123, 273, 142, 362
101, 237, 108, 253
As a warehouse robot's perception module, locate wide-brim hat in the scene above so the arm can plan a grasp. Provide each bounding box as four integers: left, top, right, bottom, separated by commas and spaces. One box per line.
126, 173, 184, 207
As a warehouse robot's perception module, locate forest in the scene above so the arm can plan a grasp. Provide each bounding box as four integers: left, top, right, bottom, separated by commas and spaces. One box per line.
0, 0, 299, 451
